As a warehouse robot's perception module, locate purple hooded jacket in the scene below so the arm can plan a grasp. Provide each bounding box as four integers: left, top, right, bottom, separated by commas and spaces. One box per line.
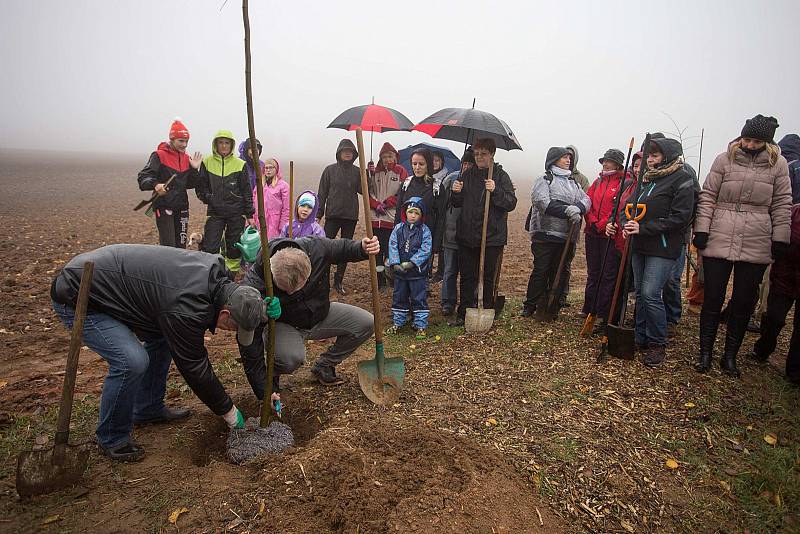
280, 190, 325, 238
238, 139, 264, 190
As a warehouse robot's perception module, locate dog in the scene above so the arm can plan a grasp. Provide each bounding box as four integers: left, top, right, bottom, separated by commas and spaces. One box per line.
187, 232, 204, 251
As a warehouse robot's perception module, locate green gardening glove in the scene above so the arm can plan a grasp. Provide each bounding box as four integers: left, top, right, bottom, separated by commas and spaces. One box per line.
264, 296, 282, 320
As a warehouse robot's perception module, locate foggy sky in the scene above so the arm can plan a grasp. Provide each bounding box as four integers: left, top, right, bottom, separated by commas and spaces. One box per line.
2, 0, 798, 181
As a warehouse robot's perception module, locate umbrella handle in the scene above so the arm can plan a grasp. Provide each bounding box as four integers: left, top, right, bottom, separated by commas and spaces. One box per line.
477, 163, 494, 309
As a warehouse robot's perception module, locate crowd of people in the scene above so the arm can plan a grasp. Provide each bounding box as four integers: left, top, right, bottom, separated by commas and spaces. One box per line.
49, 115, 799, 461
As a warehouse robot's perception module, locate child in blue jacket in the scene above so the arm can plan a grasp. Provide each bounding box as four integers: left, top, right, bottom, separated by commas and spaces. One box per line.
386, 197, 432, 339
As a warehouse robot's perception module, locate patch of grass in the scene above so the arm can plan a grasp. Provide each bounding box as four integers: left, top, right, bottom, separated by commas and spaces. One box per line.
0, 394, 98, 480
731, 442, 799, 533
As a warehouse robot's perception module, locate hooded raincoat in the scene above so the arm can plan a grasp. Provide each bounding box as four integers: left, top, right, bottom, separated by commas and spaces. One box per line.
280, 190, 325, 238
317, 139, 362, 221
196, 130, 253, 218
252, 158, 290, 239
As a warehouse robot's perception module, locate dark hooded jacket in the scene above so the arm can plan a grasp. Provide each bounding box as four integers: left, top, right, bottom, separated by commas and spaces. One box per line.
388, 197, 432, 279
778, 134, 800, 203
196, 130, 254, 218
626, 138, 696, 259
137, 142, 200, 211
769, 204, 800, 299
317, 139, 362, 221
50, 244, 237, 416
452, 162, 517, 247
242, 237, 368, 329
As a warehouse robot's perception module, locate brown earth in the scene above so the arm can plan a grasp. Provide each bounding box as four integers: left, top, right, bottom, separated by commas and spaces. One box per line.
0, 150, 797, 533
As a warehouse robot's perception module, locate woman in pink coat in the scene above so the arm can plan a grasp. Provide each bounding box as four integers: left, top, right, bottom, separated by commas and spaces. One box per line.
253, 157, 290, 239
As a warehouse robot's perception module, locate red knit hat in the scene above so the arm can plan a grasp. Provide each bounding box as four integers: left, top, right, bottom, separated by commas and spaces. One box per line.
169, 118, 190, 140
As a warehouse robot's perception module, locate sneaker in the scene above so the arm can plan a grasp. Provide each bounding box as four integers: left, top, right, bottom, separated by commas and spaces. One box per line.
667, 323, 678, 339
415, 329, 427, 340
448, 317, 465, 327
520, 306, 535, 318
133, 406, 192, 425
385, 324, 401, 335
311, 364, 344, 386
101, 442, 145, 463
441, 305, 454, 317
746, 318, 760, 333
643, 345, 666, 368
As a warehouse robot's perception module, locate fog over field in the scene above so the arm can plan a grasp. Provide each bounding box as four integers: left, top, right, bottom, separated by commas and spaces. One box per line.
2, 0, 799, 181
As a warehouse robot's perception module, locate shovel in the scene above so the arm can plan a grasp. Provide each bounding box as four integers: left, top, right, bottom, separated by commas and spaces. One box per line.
581, 137, 635, 337
465, 163, 496, 334
133, 174, 176, 211
354, 128, 405, 405
534, 223, 577, 322
16, 262, 94, 497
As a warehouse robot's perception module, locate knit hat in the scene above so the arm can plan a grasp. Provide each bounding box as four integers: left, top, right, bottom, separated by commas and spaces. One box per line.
741, 114, 779, 143
169, 118, 190, 140
298, 192, 315, 208
545, 147, 570, 171
599, 148, 625, 167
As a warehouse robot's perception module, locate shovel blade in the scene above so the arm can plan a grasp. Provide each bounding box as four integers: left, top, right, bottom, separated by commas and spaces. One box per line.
606, 324, 636, 360
357, 357, 405, 405
465, 307, 495, 334
16, 444, 90, 497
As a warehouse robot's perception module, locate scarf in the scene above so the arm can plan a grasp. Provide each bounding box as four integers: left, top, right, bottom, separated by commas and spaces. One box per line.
550, 165, 573, 177
643, 158, 683, 182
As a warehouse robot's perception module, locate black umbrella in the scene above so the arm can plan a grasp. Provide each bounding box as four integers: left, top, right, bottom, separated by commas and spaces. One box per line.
413, 104, 522, 151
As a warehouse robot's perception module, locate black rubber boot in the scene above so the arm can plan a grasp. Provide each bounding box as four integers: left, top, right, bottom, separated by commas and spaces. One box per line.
696, 308, 719, 373
721, 312, 749, 378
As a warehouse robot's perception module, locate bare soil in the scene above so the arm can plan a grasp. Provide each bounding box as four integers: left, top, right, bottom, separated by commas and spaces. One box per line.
0, 150, 796, 533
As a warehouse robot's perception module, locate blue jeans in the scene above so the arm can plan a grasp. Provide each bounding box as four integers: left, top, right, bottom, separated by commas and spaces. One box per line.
630, 253, 677, 347
440, 248, 458, 308
663, 245, 686, 325
52, 301, 173, 449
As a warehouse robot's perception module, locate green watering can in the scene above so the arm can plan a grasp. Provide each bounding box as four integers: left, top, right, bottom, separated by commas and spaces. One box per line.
235, 226, 261, 263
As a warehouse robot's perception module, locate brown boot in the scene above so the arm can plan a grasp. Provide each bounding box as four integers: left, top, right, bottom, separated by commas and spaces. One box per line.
643, 345, 666, 368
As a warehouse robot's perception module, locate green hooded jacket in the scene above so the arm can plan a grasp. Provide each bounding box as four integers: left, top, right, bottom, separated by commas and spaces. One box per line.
196, 130, 254, 217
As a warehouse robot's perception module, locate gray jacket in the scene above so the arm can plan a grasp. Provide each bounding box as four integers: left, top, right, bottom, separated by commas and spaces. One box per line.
530, 171, 591, 242
440, 171, 462, 250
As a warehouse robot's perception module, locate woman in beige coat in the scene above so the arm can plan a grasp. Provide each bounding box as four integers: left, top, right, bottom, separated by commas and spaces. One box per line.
693, 115, 792, 377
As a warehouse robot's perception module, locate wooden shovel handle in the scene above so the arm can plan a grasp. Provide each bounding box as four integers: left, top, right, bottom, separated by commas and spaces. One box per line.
355, 129, 383, 342
477, 163, 494, 309
55, 262, 94, 447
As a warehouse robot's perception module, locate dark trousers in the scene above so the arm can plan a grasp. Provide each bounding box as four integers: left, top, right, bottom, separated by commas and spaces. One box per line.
525, 240, 574, 310
374, 226, 392, 287
581, 232, 620, 320
754, 291, 800, 381
391, 277, 429, 329
457, 244, 502, 319
324, 217, 357, 282
700, 257, 768, 358
202, 214, 245, 259
155, 208, 189, 248
560, 241, 577, 300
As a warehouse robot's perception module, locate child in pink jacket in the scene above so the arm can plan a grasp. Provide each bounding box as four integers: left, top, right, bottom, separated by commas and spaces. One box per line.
252, 157, 290, 239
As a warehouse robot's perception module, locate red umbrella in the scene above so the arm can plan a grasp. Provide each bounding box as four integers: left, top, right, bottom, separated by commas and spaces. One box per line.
328, 99, 413, 160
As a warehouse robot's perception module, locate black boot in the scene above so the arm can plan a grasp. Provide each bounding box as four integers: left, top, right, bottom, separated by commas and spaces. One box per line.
377, 272, 387, 294
333, 273, 346, 295
696, 307, 720, 373
721, 312, 749, 378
